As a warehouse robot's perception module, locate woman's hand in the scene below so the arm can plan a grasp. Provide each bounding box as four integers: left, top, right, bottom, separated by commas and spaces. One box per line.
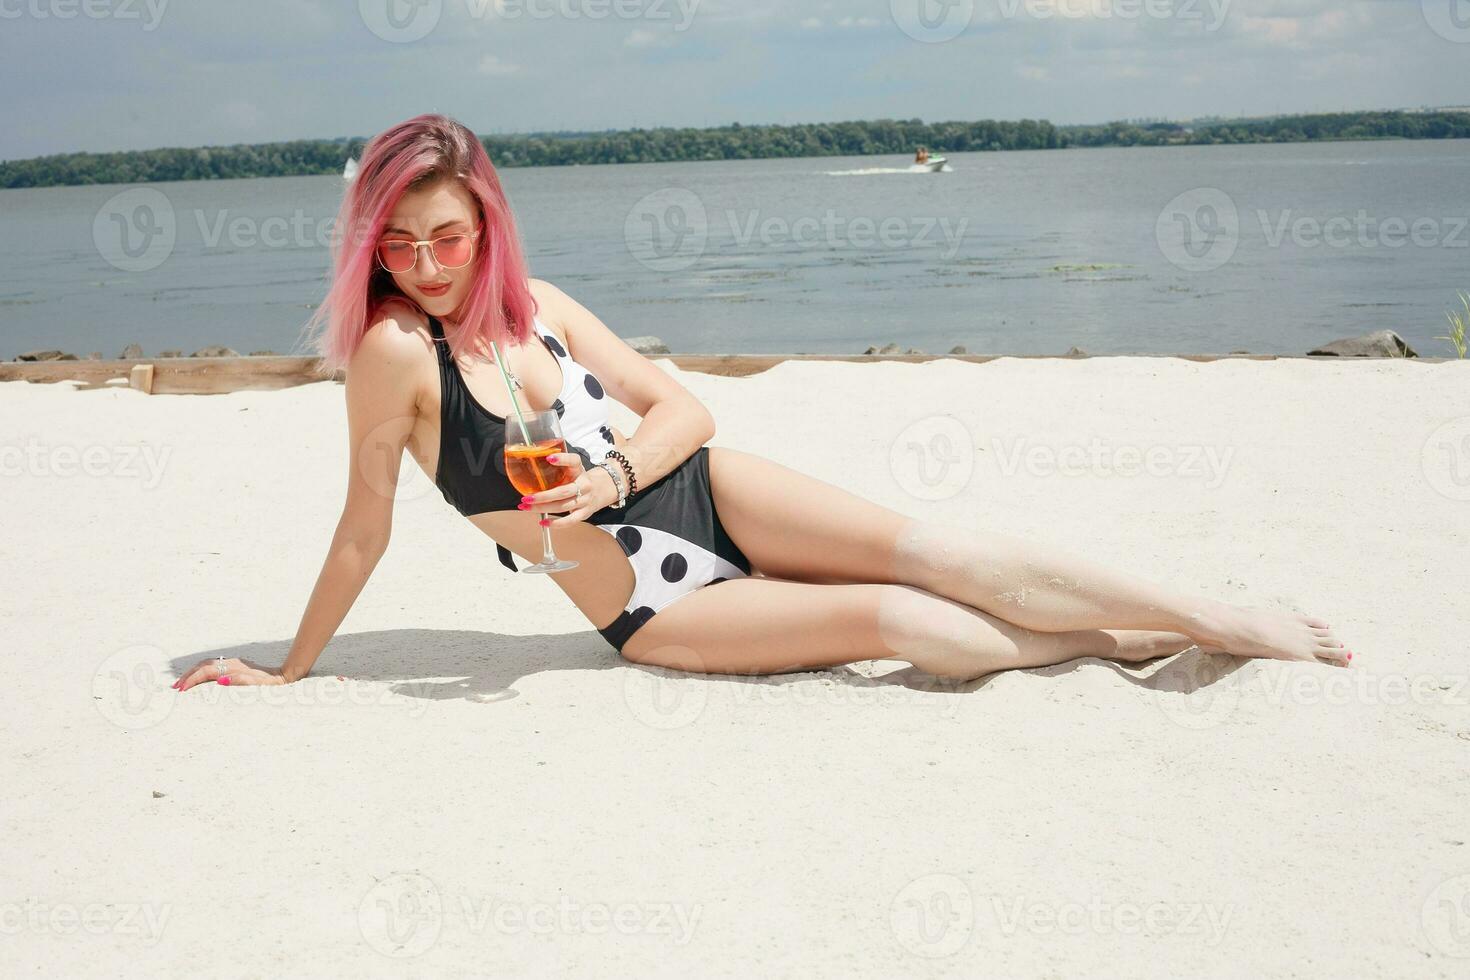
173, 657, 291, 692
518, 450, 620, 528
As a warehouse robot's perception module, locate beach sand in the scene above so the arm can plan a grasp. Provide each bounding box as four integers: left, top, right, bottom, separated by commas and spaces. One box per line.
5, 355, 1468, 977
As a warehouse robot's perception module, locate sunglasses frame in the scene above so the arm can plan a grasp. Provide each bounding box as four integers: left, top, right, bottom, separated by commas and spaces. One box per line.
375, 222, 483, 274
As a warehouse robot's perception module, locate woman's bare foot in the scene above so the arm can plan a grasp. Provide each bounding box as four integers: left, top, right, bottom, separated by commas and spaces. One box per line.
1187, 603, 1352, 667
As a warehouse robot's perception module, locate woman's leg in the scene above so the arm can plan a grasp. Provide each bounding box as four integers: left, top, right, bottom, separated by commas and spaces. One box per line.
619, 575, 1196, 681
707, 447, 1350, 667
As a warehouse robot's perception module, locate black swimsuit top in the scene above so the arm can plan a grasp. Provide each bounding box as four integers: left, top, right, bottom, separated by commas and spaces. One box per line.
428, 314, 618, 571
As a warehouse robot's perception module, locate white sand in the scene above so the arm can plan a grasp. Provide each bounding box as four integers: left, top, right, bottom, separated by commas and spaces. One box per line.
5, 356, 1469, 978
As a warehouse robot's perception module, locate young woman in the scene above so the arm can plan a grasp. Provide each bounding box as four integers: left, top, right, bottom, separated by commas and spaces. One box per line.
174, 114, 1352, 691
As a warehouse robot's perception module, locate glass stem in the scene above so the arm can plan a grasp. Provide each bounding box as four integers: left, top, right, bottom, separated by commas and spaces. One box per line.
539, 523, 556, 562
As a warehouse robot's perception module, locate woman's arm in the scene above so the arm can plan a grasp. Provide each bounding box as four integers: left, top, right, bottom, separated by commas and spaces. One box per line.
278, 315, 425, 682
531, 279, 715, 493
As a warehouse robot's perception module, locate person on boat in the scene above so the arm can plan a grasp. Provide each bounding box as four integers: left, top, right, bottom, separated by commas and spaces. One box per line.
915, 146, 930, 164
173, 113, 1353, 691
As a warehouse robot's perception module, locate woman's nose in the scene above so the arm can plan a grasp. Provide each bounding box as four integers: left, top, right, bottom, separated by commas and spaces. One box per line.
414, 243, 442, 274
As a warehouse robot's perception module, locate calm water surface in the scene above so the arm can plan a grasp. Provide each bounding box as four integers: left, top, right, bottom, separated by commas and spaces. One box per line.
1, 139, 1465, 358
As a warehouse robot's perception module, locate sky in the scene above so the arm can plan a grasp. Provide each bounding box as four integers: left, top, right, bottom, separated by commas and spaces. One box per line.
1, 0, 1467, 160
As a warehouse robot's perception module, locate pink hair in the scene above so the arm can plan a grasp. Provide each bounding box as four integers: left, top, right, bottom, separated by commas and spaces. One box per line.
299, 113, 538, 376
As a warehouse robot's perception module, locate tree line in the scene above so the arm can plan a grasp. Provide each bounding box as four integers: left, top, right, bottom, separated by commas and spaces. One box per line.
3, 111, 1467, 188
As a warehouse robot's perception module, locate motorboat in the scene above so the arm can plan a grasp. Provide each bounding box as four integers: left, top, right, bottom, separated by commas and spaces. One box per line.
909, 154, 947, 173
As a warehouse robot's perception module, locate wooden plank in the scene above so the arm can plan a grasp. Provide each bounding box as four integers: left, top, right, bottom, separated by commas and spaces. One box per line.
0, 357, 343, 394
0, 352, 1447, 393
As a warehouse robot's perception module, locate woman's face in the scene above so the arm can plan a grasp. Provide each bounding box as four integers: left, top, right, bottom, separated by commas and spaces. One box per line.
378, 179, 482, 317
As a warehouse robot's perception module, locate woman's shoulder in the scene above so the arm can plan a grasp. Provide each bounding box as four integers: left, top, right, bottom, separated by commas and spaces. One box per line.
349, 300, 436, 373
527, 277, 571, 349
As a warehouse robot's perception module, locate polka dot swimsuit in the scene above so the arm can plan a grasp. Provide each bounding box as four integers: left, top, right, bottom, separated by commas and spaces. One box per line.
428, 314, 753, 653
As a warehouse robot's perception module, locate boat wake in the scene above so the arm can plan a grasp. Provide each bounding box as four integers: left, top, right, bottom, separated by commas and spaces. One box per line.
823, 165, 953, 176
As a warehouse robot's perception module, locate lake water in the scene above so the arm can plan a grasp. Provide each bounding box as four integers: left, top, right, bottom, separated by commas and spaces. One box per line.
2, 139, 1466, 359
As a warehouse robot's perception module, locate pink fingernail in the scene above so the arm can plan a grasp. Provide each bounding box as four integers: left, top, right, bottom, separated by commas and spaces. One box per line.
218, 676, 231, 686
539, 518, 550, 527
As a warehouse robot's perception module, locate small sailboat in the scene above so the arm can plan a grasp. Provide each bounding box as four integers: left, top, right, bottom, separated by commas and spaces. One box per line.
342, 156, 359, 182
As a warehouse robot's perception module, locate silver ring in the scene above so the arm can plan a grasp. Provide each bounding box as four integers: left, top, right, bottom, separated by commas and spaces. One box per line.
575, 485, 584, 503
215, 656, 226, 671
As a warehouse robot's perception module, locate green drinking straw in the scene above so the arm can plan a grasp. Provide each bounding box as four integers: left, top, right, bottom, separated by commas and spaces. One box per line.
489, 339, 534, 447
489, 338, 554, 493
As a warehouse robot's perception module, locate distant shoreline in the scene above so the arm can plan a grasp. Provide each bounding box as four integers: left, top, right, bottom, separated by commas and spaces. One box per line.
5, 109, 1468, 189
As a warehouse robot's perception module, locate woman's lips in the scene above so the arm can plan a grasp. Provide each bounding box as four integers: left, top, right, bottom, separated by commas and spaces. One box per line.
419, 282, 451, 297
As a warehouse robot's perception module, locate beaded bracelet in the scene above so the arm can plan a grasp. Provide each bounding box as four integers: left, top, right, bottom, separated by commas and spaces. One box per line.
604, 449, 638, 496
